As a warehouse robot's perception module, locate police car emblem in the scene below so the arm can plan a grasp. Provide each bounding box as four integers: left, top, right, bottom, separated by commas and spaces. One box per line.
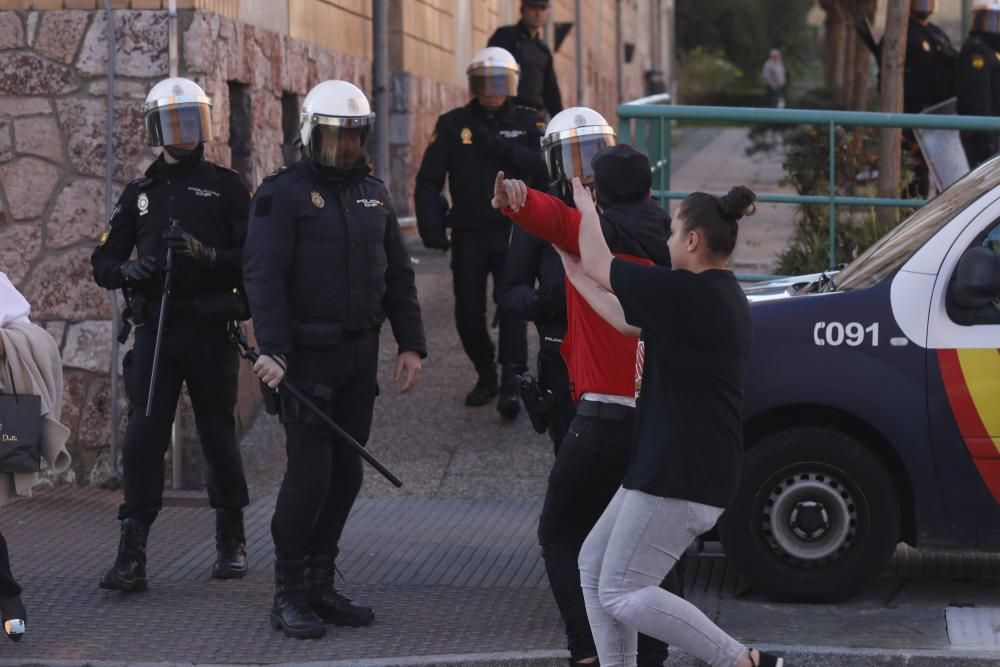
461, 127, 473, 144
137, 192, 149, 216
311, 191, 325, 209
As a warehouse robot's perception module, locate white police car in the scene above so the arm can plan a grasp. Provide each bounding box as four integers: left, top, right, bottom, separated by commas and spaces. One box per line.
720, 157, 1000, 602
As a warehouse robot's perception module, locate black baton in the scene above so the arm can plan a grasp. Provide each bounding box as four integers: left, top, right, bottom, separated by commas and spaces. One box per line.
227, 323, 403, 488
146, 220, 179, 417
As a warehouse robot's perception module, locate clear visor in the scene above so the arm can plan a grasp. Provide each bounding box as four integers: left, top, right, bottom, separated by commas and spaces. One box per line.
469, 68, 519, 98
307, 124, 371, 168
144, 103, 213, 147
545, 132, 617, 184
911, 0, 937, 14
973, 8, 1000, 33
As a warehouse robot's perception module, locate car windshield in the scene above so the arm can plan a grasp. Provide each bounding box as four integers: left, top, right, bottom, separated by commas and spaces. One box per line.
834, 158, 1000, 292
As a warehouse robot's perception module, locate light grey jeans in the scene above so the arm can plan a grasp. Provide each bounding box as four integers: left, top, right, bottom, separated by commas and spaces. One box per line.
578, 487, 747, 667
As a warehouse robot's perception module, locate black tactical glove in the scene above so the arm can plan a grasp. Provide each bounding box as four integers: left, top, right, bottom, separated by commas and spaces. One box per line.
163, 226, 216, 266
421, 231, 450, 252
474, 128, 513, 161
120, 256, 159, 283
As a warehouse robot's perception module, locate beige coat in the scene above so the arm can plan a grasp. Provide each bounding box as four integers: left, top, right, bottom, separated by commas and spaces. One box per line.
0, 321, 71, 507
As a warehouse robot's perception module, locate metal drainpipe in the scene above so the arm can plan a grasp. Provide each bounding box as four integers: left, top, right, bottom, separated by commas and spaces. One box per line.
103, 0, 121, 480
168, 0, 182, 490
575, 0, 583, 106
373, 0, 390, 185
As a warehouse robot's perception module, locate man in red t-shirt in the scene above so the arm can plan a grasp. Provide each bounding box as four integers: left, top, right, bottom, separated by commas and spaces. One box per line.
492, 107, 679, 667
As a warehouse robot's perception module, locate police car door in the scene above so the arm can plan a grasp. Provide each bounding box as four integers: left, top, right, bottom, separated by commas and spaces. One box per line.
923, 193, 1000, 539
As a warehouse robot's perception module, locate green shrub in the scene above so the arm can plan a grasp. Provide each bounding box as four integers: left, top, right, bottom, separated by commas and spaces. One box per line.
676, 48, 744, 105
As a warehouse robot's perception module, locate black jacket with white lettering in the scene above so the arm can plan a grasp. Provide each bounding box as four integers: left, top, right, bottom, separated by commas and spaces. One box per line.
243, 159, 426, 358
90, 151, 249, 300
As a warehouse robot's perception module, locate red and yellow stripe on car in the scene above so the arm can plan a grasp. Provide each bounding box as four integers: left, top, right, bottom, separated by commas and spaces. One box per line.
938, 348, 1000, 504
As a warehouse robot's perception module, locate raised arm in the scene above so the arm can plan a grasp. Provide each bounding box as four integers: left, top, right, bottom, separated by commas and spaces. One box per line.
572, 177, 614, 290
493, 171, 582, 252
554, 246, 639, 337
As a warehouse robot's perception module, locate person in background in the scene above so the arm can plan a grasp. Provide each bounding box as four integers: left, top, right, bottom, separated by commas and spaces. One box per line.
957, 1, 1000, 168
762, 49, 786, 108
0, 272, 72, 643
489, 0, 563, 118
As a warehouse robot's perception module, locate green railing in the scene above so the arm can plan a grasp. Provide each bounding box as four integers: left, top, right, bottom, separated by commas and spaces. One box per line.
617, 102, 1000, 275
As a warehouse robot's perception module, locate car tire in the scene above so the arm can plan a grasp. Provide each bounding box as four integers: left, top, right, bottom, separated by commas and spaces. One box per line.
718, 427, 901, 602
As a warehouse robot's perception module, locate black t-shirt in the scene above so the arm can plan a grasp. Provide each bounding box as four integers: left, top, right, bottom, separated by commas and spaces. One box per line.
610, 259, 752, 508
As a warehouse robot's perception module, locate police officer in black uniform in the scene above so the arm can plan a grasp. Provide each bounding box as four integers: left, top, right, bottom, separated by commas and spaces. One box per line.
488, 0, 563, 117
244, 80, 425, 640
91, 76, 251, 593
958, 2, 1000, 168
415, 47, 546, 418
498, 226, 574, 451
898, 0, 957, 115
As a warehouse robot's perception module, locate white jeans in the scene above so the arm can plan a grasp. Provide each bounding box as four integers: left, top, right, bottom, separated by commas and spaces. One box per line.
578, 487, 746, 667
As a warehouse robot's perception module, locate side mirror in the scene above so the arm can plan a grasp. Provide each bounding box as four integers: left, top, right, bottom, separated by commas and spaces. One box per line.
947, 247, 1000, 324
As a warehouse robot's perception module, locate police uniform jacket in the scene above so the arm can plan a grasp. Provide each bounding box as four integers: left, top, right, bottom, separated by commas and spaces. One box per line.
91, 152, 249, 303
957, 31, 1000, 167
498, 223, 567, 348
243, 160, 426, 359
414, 99, 546, 239
899, 18, 957, 113
488, 22, 563, 117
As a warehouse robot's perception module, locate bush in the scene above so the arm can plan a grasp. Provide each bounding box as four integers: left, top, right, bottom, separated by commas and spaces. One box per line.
676, 48, 744, 105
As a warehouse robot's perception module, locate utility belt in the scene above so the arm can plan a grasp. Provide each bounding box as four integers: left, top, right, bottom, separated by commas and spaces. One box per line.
141, 289, 248, 324
291, 321, 378, 348
575, 399, 635, 422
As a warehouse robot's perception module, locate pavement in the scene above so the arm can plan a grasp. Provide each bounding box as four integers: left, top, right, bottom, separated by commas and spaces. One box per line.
5, 129, 1000, 666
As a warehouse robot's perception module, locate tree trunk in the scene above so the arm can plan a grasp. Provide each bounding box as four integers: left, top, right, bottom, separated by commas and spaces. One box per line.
842, 21, 858, 108
848, 0, 877, 111
877, 0, 909, 227
820, 0, 847, 98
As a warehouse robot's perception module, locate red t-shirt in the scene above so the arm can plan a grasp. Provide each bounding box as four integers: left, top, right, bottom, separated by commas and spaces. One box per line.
503, 190, 652, 401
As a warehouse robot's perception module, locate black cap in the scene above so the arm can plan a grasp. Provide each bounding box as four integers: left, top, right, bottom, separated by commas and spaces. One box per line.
522, 0, 550, 6
592, 144, 652, 202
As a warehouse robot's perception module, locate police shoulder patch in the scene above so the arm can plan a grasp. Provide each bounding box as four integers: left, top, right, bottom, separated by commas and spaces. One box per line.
428, 131, 437, 145
98, 226, 111, 246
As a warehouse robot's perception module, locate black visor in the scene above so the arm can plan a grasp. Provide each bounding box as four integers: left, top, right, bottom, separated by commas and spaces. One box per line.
546, 132, 618, 184
145, 103, 212, 147
307, 124, 371, 169
911, 0, 937, 15
469, 68, 518, 97
973, 8, 1000, 33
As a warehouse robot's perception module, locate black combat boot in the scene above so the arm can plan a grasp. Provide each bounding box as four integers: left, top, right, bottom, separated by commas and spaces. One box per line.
465, 364, 499, 407
98, 518, 150, 593
1, 595, 25, 642
496, 366, 522, 419
304, 555, 375, 627
271, 560, 326, 639
212, 509, 248, 579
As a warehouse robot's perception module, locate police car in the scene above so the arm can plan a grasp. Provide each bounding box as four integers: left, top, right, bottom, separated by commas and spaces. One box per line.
718, 157, 1000, 602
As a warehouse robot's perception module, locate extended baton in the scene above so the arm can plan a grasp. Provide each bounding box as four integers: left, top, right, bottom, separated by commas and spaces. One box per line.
146, 220, 179, 417
227, 323, 403, 488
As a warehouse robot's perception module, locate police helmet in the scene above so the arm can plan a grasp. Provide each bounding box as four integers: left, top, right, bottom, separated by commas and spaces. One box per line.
542, 107, 617, 193
143, 77, 213, 147
467, 47, 520, 99
972, 1, 1000, 34
299, 80, 375, 169
910, 0, 937, 18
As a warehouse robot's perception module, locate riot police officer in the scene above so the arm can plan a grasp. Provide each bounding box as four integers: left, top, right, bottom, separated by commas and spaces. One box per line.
900, 0, 958, 115
415, 47, 546, 418
244, 81, 425, 640
488, 0, 563, 117
498, 224, 574, 451
91, 77, 252, 592
958, 2, 1000, 168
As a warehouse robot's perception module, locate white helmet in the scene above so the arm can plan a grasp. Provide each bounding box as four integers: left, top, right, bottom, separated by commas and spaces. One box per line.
542, 107, 617, 191
467, 46, 520, 98
143, 77, 213, 147
299, 80, 375, 168
972, 1, 1000, 34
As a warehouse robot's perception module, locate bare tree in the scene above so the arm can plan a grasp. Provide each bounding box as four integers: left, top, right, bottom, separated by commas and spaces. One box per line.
877, 0, 909, 226
846, 0, 877, 110
820, 0, 847, 98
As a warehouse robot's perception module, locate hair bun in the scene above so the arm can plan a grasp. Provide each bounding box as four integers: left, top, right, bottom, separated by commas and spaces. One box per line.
719, 186, 756, 221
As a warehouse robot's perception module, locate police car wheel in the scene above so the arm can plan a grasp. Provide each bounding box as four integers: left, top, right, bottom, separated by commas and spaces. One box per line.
718, 427, 901, 603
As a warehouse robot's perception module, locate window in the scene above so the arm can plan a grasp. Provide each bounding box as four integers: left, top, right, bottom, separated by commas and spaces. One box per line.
228, 82, 252, 187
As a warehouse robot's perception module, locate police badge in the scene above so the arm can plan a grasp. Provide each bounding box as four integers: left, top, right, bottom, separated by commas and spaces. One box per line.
311, 191, 325, 209
137, 192, 149, 216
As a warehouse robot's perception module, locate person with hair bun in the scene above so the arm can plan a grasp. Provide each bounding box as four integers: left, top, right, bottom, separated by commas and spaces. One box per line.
496, 174, 781, 666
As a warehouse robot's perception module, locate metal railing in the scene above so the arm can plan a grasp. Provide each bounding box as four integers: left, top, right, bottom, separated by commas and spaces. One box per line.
617, 102, 1000, 273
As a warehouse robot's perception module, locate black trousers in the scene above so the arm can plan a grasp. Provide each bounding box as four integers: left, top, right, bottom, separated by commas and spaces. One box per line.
120, 320, 248, 523
537, 342, 575, 453
538, 412, 679, 665
451, 229, 527, 373
0, 530, 20, 598
271, 333, 379, 562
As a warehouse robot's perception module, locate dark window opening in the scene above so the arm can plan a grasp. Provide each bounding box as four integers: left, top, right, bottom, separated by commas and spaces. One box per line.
228, 82, 252, 187
282, 92, 300, 167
